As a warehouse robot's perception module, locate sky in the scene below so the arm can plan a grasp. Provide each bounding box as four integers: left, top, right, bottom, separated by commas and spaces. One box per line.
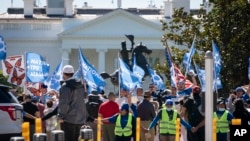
0, 0, 203, 13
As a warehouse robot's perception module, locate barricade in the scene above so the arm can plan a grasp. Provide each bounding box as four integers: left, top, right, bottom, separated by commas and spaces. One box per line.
51, 130, 64, 141
33, 133, 47, 141
10, 137, 25, 141
80, 125, 93, 141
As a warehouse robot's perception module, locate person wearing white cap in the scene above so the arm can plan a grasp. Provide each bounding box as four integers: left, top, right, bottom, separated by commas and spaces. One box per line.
58, 65, 88, 141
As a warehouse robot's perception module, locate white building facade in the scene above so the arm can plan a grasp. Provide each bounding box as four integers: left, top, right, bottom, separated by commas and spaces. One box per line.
0, 0, 193, 92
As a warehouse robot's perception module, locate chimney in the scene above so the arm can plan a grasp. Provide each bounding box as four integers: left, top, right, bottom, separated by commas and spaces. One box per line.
163, 0, 172, 18
23, 0, 34, 17
65, 0, 74, 16
164, 0, 190, 18
117, 0, 122, 8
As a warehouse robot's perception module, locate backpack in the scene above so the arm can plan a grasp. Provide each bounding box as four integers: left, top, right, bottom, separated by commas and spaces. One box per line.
86, 94, 102, 122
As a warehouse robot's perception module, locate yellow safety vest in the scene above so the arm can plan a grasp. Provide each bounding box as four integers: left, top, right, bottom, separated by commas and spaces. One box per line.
159, 109, 177, 134
213, 110, 229, 133
114, 114, 133, 136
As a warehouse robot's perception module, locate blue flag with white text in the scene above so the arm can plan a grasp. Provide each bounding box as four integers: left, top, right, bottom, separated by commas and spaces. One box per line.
194, 63, 205, 92
0, 35, 6, 60
132, 54, 145, 82
183, 36, 196, 76
78, 48, 106, 93
212, 41, 223, 90
26, 52, 50, 82
45, 61, 63, 91
119, 58, 139, 91
147, 66, 165, 91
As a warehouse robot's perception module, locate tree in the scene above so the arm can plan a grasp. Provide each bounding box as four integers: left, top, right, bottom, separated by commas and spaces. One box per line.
158, 0, 250, 93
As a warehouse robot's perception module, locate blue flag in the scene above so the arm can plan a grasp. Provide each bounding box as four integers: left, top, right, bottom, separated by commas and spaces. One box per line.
183, 36, 196, 76
119, 58, 139, 91
194, 63, 205, 92
26, 52, 50, 82
147, 66, 165, 91
73, 68, 83, 79
0, 35, 7, 60
248, 58, 250, 80
132, 54, 145, 82
165, 47, 172, 68
212, 41, 223, 90
45, 61, 63, 91
78, 48, 106, 93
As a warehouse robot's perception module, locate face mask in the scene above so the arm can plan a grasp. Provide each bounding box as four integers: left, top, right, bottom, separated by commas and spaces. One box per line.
137, 96, 143, 101
166, 108, 172, 111
218, 108, 225, 111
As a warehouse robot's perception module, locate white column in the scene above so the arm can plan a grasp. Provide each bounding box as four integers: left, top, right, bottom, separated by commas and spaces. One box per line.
96, 49, 107, 73
205, 51, 213, 141
62, 48, 71, 66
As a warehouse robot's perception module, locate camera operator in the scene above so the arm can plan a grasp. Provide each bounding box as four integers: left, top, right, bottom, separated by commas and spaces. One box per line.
149, 83, 163, 109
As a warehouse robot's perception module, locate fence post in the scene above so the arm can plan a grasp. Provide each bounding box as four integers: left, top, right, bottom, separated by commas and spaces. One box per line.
175, 118, 180, 141
22, 122, 30, 141
213, 118, 217, 141
97, 116, 101, 141
35, 118, 42, 133
136, 117, 140, 141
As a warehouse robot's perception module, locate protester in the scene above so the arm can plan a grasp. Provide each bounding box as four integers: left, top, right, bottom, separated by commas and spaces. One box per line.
233, 98, 250, 125
22, 94, 40, 140
137, 90, 156, 141
180, 97, 205, 141
58, 65, 88, 141
234, 87, 250, 103
44, 100, 57, 141
98, 92, 120, 141
85, 90, 103, 141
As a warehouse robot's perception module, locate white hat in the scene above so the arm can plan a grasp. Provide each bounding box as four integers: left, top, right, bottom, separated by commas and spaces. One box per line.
62, 65, 74, 73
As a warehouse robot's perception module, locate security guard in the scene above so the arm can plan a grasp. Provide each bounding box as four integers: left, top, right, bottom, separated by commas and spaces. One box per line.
99, 103, 136, 141
214, 98, 234, 141
146, 99, 194, 141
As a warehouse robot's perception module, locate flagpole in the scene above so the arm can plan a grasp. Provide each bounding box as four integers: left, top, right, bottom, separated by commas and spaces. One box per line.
193, 59, 202, 87
118, 51, 121, 98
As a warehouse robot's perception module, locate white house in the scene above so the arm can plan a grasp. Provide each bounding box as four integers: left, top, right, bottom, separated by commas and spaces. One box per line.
0, 0, 199, 93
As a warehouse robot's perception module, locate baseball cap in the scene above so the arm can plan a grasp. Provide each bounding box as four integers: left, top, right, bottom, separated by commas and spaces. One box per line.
62, 65, 74, 73
120, 104, 129, 112
235, 87, 245, 93
165, 99, 173, 105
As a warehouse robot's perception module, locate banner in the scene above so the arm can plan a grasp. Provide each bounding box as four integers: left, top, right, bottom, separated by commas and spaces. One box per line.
45, 61, 63, 91
0, 35, 6, 60
1, 55, 25, 76
26, 52, 50, 82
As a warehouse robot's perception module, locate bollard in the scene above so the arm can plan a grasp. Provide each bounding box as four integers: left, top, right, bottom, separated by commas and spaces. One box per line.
136, 117, 140, 141
80, 125, 93, 141
10, 137, 25, 141
33, 133, 47, 141
232, 119, 241, 125
175, 118, 180, 141
50, 130, 64, 141
213, 118, 217, 141
97, 116, 101, 141
35, 118, 42, 133
22, 122, 30, 141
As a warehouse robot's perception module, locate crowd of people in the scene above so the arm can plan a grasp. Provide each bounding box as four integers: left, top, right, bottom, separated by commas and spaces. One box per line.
15, 64, 250, 141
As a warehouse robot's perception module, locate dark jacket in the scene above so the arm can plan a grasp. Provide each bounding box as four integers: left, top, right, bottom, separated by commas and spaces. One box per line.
58, 78, 88, 124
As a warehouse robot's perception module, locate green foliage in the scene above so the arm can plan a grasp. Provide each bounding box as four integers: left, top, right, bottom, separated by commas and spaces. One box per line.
0, 70, 14, 87
157, 1, 250, 93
